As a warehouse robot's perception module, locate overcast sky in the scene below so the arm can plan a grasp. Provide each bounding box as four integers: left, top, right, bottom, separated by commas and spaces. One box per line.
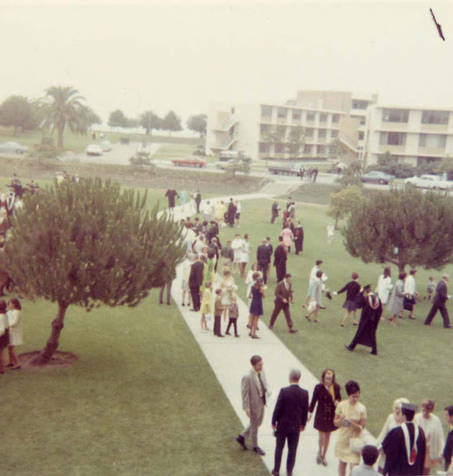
1, 0, 452, 123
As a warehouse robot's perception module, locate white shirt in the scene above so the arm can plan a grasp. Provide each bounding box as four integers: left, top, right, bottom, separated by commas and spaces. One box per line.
309, 265, 319, 285
404, 275, 416, 295
415, 412, 445, 459
376, 275, 393, 304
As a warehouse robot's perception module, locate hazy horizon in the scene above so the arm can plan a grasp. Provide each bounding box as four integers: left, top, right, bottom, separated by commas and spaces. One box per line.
1, 0, 452, 124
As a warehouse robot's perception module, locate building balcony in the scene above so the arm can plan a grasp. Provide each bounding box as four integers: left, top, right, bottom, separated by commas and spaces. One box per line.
417, 146, 445, 157
379, 121, 408, 131
376, 145, 406, 154
420, 123, 449, 133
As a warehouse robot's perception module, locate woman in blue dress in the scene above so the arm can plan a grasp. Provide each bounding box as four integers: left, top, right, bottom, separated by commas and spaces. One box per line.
248, 274, 266, 339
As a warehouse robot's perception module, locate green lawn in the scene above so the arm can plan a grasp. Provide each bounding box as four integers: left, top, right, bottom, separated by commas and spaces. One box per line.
218, 198, 453, 440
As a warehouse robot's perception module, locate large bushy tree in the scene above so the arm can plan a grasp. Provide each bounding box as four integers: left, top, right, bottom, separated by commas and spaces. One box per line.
39, 86, 98, 148
140, 110, 161, 135
108, 109, 128, 128
0, 178, 185, 365
187, 114, 207, 137
343, 188, 453, 272
0, 95, 39, 134
161, 110, 182, 135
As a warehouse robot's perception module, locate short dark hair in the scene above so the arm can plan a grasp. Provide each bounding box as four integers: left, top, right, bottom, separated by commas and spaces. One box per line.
445, 405, 453, 416
0, 299, 6, 313
410, 269, 417, 275
352, 272, 359, 280
278, 236, 283, 241
250, 355, 262, 366
399, 272, 406, 280
9, 298, 21, 310
316, 260, 323, 266
362, 445, 379, 465
402, 407, 416, 421
285, 273, 291, 279
345, 380, 360, 395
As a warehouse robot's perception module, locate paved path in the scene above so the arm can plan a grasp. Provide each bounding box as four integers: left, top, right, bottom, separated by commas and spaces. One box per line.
167, 194, 340, 475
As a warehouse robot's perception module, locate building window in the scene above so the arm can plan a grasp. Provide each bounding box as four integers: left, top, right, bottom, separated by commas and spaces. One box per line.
360, 118, 366, 125
332, 114, 340, 123
379, 132, 406, 146
318, 129, 327, 138
275, 143, 285, 153
382, 108, 409, 123
419, 134, 447, 148
259, 143, 270, 153
358, 131, 365, 140
260, 124, 269, 134
352, 100, 368, 110
305, 128, 314, 137
320, 113, 328, 122
292, 110, 302, 120
304, 144, 312, 153
277, 107, 287, 119
288, 144, 300, 155
261, 105, 273, 118
317, 145, 325, 154
307, 112, 316, 122
331, 130, 338, 138
421, 110, 449, 125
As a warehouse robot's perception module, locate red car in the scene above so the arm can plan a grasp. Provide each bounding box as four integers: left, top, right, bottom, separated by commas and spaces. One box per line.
171, 156, 206, 168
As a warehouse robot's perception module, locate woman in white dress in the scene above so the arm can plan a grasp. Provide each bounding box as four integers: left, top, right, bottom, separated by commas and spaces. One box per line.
239, 234, 251, 278
377, 397, 409, 472
376, 267, 393, 306
231, 234, 243, 275
7, 298, 22, 370
415, 399, 445, 475
219, 269, 237, 321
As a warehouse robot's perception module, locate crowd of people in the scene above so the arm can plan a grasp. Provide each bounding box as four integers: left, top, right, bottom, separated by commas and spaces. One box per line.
237, 356, 453, 476
165, 189, 452, 475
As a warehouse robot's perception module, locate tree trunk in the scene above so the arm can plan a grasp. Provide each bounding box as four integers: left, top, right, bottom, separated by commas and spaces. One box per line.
335, 216, 339, 229
32, 300, 68, 365
398, 260, 406, 274
57, 120, 65, 148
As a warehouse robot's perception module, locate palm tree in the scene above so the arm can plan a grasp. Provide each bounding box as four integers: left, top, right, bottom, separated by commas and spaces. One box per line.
39, 86, 95, 148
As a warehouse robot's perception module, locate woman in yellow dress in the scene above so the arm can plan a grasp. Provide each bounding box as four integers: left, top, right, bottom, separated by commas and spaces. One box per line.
334, 380, 367, 476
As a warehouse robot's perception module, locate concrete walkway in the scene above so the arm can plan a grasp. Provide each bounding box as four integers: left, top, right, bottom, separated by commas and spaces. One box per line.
166, 194, 340, 475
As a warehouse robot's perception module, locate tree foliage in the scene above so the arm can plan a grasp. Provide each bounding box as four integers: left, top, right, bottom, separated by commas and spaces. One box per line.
343, 188, 453, 272
0, 95, 39, 134
370, 151, 416, 179
108, 109, 128, 128
327, 185, 365, 228
161, 110, 182, 134
187, 114, 207, 137
335, 160, 363, 188
140, 110, 161, 135
287, 126, 305, 157
0, 178, 185, 364
223, 158, 251, 178
39, 86, 99, 148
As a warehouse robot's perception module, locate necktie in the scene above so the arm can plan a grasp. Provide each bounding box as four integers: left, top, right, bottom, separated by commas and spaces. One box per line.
257, 372, 266, 405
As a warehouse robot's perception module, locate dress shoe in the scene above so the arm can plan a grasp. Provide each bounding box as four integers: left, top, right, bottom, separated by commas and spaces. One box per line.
316, 455, 322, 464
445, 326, 452, 329
236, 435, 247, 450
253, 446, 265, 456
371, 351, 377, 355
345, 345, 353, 352
322, 457, 328, 466
289, 328, 298, 333
235, 334, 240, 337
319, 305, 327, 310
271, 470, 279, 476
268, 326, 274, 330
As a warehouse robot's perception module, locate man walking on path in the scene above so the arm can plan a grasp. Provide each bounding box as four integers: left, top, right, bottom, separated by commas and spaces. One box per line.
271, 200, 279, 224
236, 355, 269, 456
273, 236, 287, 283
257, 238, 272, 284
189, 255, 204, 312
269, 274, 297, 333
424, 274, 451, 328
271, 369, 308, 476
165, 189, 179, 209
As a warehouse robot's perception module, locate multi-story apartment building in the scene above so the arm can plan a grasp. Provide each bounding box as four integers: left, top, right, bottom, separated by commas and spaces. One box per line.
206, 90, 377, 162
365, 106, 453, 167
206, 101, 359, 161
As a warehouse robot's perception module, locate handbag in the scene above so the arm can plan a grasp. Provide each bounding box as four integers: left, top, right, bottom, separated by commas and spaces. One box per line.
403, 295, 414, 311
349, 428, 378, 454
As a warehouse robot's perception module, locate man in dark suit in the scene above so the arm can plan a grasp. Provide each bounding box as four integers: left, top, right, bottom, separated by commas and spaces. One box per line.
257, 239, 272, 284
194, 191, 201, 214
273, 236, 287, 283
271, 369, 309, 476
424, 274, 451, 328
271, 201, 279, 224
443, 405, 453, 474
269, 274, 297, 333
189, 255, 204, 311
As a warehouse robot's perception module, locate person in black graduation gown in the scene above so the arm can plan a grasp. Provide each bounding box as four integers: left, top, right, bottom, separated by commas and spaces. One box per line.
382, 402, 426, 476
227, 198, 236, 227
345, 285, 382, 355
294, 222, 304, 255
273, 236, 287, 283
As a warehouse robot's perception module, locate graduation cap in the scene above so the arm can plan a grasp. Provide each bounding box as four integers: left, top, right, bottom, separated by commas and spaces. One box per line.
401, 402, 418, 413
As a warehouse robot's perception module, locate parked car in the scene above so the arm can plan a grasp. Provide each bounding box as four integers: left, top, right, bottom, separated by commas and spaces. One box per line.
0, 141, 28, 155
99, 140, 112, 152
85, 144, 103, 156
268, 163, 302, 176
404, 174, 452, 190
216, 159, 235, 170
171, 156, 206, 168
360, 170, 394, 184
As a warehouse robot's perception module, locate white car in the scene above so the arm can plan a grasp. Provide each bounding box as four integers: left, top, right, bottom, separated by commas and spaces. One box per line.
404, 174, 452, 190
85, 144, 103, 156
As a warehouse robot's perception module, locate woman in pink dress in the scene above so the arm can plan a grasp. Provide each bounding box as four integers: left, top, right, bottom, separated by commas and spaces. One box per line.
280, 226, 294, 254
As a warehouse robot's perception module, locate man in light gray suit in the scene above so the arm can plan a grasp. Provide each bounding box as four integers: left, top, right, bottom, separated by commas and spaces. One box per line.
236, 355, 268, 456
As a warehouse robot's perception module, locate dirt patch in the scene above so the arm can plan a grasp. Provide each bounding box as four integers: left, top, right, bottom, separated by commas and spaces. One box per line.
18, 350, 78, 370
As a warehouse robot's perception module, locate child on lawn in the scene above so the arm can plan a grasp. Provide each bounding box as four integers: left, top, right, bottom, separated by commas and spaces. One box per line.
200, 282, 212, 331
225, 295, 240, 337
